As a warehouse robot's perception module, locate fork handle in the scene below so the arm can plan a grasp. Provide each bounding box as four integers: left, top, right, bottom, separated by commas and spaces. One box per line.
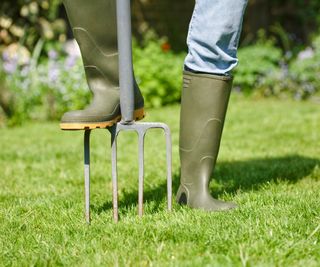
116, 0, 134, 124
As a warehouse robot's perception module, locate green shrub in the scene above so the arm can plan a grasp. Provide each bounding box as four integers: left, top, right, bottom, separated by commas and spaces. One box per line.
233, 32, 320, 100
234, 41, 283, 92
2, 28, 320, 127
0, 33, 186, 126
288, 36, 320, 99
133, 33, 185, 108
253, 34, 320, 100
0, 46, 89, 126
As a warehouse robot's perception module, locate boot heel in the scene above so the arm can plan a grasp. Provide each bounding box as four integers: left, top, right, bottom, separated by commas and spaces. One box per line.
176, 185, 189, 205
134, 108, 145, 121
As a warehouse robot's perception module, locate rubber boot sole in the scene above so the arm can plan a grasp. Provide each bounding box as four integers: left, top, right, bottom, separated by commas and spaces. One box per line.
60, 108, 145, 130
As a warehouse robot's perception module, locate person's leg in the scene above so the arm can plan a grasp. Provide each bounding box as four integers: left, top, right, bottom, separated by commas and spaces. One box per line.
60, 0, 144, 130
185, 0, 248, 75
177, 0, 248, 210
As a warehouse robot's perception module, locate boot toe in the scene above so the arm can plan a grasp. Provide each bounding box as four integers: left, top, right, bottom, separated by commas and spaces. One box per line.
192, 195, 237, 211
61, 110, 84, 123
185, 192, 237, 212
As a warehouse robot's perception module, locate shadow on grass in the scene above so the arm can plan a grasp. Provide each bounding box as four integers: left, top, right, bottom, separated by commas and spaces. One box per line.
93, 154, 319, 214
214, 154, 319, 196
92, 172, 181, 215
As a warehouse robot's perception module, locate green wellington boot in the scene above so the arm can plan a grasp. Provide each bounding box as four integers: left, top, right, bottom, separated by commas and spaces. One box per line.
176, 71, 237, 211
60, 0, 144, 130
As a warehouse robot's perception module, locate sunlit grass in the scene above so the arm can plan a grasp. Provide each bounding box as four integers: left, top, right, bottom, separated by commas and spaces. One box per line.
0, 96, 319, 266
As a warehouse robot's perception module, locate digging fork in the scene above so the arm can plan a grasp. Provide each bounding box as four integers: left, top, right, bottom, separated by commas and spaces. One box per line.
83, 0, 172, 224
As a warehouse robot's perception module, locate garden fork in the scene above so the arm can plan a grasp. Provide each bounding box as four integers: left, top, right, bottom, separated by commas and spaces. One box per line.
83, 0, 172, 224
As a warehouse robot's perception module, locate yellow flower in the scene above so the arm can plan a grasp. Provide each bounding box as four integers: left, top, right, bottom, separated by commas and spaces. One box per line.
0, 16, 12, 29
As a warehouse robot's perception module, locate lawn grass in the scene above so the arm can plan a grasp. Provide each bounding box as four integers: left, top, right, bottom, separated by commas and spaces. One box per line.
0, 96, 319, 266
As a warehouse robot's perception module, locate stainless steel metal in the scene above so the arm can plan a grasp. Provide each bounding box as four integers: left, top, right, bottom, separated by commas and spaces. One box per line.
116, 0, 134, 123
138, 130, 145, 217
109, 126, 119, 222
112, 0, 173, 221
83, 122, 172, 223
84, 130, 91, 224
109, 122, 172, 221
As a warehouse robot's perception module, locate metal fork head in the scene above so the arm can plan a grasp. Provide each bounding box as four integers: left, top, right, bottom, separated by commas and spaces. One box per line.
108, 122, 172, 222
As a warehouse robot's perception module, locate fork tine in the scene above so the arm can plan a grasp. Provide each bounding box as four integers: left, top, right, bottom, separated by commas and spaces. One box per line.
164, 128, 173, 212
138, 130, 146, 217
106, 122, 172, 222
84, 130, 91, 224
110, 127, 119, 223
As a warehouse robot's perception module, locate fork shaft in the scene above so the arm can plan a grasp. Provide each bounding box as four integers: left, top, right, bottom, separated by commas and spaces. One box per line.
116, 0, 134, 123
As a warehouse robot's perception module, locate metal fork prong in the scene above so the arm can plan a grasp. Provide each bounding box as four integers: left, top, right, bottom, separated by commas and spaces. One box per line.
84, 130, 91, 224
138, 130, 146, 217
164, 127, 173, 212
106, 122, 172, 221
110, 127, 119, 223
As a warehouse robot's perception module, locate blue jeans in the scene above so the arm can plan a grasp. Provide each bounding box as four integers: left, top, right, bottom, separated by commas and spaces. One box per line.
184, 0, 248, 75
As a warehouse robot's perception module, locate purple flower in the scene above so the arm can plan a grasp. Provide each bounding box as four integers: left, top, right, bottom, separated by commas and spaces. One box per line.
65, 55, 77, 70
48, 50, 58, 60
298, 47, 314, 61
2, 51, 10, 61
64, 40, 81, 58
3, 61, 17, 74
48, 65, 60, 83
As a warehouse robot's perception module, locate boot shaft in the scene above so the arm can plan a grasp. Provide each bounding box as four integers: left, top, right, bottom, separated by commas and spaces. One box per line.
63, 0, 117, 50
177, 71, 236, 210
179, 71, 233, 187
63, 0, 119, 85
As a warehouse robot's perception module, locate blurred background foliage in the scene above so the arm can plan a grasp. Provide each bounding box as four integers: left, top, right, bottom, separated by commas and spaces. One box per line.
0, 0, 320, 126
0, 0, 65, 52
